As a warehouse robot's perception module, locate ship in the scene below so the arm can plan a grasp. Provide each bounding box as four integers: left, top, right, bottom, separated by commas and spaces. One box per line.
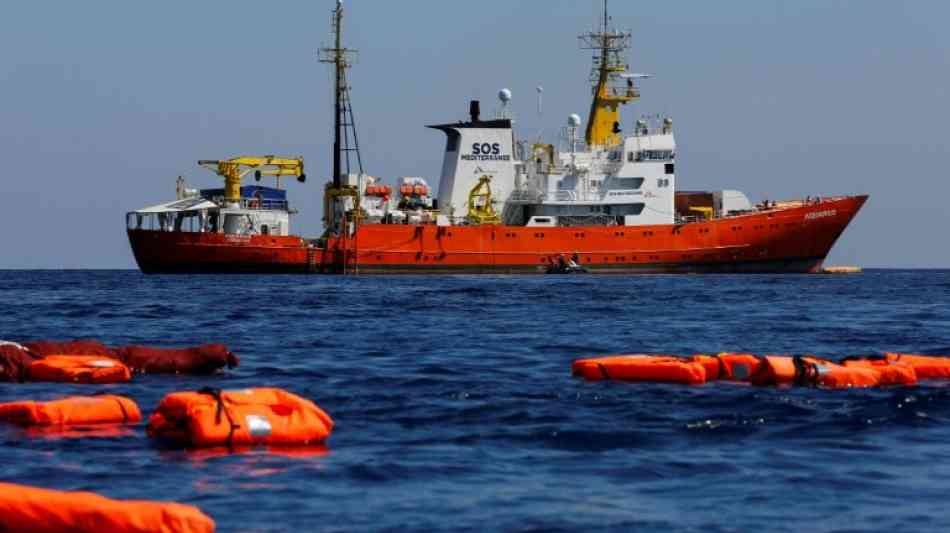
127, 1, 867, 275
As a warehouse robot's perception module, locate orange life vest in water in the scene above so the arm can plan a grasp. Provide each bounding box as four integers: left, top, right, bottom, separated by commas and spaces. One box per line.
0, 395, 141, 426
0, 482, 215, 533
743, 355, 917, 388
147, 388, 334, 448
28, 355, 132, 384
571, 355, 707, 385
876, 353, 950, 380
691, 353, 765, 382
798, 357, 917, 389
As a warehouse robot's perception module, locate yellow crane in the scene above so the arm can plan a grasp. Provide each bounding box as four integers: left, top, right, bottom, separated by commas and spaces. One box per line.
198, 156, 305, 204
467, 175, 501, 225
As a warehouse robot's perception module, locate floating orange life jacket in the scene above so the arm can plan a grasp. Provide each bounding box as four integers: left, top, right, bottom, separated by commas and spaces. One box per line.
28, 355, 132, 384
0, 482, 215, 533
691, 353, 764, 382
147, 388, 334, 448
0, 342, 36, 382
881, 353, 950, 380
24, 339, 116, 358
114, 344, 239, 375
0, 395, 141, 426
571, 355, 707, 385
747, 356, 800, 386
798, 357, 917, 389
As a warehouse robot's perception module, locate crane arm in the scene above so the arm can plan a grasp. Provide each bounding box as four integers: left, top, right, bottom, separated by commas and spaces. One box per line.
198, 156, 305, 203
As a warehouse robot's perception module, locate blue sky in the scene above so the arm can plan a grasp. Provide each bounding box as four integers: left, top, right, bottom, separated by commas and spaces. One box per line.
1, 0, 948, 268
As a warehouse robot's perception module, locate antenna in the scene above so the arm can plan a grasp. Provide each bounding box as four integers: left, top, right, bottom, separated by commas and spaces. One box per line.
536, 86, 544, 117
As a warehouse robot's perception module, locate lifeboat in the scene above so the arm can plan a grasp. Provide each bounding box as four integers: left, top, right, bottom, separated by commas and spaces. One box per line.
0, 395, 141, 426
0, 482, 215, 533
572, 355, 707, 385
365, 184, 392, 197
28, 355, 132, 384
147, 388, 334, 448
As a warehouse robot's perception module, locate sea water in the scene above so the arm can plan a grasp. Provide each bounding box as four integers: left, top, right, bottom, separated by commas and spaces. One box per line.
1, 270, 949, 532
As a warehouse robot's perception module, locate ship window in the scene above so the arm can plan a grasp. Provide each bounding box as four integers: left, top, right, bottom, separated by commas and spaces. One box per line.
665, 163, 675, 175
627, 152, 636, 163
261, 225, 270, 235
637, 150, 674, 161
614, 177, 644, 190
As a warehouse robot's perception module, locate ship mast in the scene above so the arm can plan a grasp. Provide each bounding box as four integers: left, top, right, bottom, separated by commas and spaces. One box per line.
579, 0, 637, 147
319, 0, 362, 236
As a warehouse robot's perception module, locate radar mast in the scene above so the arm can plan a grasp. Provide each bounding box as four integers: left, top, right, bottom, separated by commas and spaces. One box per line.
319, 0, 363, 235
579, 0, 638, 147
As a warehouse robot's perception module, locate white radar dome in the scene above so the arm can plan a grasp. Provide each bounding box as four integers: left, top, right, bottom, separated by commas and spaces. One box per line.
568, 114, 582, 127
498, 88, 512, 103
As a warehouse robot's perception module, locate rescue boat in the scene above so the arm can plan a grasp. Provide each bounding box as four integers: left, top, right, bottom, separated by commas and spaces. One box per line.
127, 1, 867, 274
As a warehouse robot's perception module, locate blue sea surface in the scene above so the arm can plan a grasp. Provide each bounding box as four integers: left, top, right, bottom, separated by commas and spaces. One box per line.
2, 270, 950, 532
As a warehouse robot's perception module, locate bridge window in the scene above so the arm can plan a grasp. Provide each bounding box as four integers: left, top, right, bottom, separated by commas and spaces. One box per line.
634, 150, 674, 162
613, 177, 644, 190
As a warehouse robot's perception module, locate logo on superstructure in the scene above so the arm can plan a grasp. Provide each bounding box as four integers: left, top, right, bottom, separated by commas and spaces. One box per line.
462, 143, 511, 162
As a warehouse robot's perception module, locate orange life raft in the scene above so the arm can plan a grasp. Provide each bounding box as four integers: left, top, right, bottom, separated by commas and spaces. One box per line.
0, 482, 215, 533
0, 395, 141, 426
147, 388, 334, 448
28, 355, 132, 384
572, 355, 707, 385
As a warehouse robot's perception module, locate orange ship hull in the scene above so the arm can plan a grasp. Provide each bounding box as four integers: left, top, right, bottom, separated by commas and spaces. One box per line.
128, 195, 867, 274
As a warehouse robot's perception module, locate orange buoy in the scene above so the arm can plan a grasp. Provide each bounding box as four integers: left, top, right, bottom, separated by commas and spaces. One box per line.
0, 482, 215, 533
691, 353, 764, 381
28, 355, 131, 384
571, 355, 707, 385
147, 388, 334, 448
0, 395, 141, 426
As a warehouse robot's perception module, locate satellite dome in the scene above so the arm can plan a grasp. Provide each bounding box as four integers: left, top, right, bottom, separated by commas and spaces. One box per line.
498, 88, 512, 103
568, 114, 582, 127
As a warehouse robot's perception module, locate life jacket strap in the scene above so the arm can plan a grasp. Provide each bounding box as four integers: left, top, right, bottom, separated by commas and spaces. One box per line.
199, 387, 239, 447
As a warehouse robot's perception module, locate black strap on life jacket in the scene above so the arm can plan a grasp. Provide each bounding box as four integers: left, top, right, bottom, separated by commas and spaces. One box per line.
199, 387, 240, 447
90, 390, 131, 423
716, 356, 729, 381
792, 356, 818, 387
